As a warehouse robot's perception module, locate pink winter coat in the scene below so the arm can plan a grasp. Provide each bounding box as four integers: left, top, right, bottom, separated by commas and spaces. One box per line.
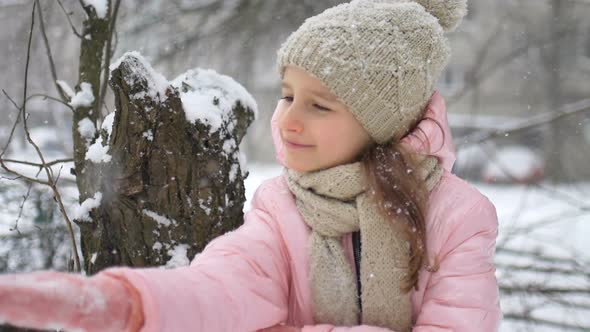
103, 91, 502, 331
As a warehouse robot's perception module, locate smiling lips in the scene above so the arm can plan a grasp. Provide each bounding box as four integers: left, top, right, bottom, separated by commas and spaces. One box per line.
284, 139, 314, 149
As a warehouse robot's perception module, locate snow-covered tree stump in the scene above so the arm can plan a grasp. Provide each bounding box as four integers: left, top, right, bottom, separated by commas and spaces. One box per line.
76, 52, 256, 273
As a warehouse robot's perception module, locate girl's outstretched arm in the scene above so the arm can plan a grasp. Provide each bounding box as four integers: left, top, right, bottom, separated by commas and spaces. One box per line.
0, 270, 143, 332
0, 184, 290, 332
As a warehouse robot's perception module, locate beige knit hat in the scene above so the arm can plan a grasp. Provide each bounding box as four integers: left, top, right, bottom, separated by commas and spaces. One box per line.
276, 0, 467, 144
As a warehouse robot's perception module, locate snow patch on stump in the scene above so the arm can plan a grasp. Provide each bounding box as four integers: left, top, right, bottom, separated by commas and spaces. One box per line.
110, 51, 169, 102
171, 68, 258, 133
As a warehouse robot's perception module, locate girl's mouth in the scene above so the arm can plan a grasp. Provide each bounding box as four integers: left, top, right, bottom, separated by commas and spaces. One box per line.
285, 140, 314, 149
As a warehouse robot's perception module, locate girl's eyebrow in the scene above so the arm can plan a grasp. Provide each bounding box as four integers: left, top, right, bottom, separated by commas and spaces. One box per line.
281, 81, 336, 101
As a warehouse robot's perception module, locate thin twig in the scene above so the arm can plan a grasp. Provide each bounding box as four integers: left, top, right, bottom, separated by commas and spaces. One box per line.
501, 285, 590, 295
449, 27, 575, 106
98, 0, 121, 117
26, 93, 74, 111
0, 161, 51, 186
2, 158, 74, 168
458, 98, 590, 147
0, 90, 24, 158
9, 182, 33, 235
0, 174, 22, 181
497, 247, 587, 267
54, 165, 63, 186
502, 312, 590, 331
57, 0, 82, 38
452, 15, 507, 110
21, 2, 55, 182
6, 1, 81, 272
36, 0, 69, 102
496, 263, 589, 276
498, 209, 589, 248
545, 295, 590, 311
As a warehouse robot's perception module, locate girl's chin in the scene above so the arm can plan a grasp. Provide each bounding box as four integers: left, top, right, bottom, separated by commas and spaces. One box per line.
287, 164, 333, 173
285, 161, 317, 173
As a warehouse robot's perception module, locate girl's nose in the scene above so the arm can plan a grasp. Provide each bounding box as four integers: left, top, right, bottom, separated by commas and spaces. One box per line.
277, 102, 304, 133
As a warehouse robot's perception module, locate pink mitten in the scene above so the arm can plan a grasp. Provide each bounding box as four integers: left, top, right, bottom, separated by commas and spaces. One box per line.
0, 270, 144, 332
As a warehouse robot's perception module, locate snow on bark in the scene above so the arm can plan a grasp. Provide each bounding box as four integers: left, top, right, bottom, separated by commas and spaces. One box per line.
69, 82, 95, 109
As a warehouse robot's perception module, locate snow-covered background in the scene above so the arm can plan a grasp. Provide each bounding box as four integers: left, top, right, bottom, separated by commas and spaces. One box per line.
1, 0, 589, 330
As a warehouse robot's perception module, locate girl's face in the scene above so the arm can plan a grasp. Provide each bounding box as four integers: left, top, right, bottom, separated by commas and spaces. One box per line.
277, 65, 373, 172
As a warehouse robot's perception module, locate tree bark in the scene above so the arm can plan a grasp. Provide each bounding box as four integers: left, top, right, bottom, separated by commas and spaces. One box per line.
77, 53, 255, 274
73, 1, 111, 201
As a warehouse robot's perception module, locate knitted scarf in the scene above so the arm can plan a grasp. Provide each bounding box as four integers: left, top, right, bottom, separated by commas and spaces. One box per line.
285, 155, 442, 332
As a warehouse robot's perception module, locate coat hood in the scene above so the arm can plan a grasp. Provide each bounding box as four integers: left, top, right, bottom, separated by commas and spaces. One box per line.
270, 90, 456, 172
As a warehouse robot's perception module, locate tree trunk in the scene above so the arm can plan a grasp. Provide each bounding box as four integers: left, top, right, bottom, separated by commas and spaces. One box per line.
77, 53, 255, 274
73, 1, 111, 201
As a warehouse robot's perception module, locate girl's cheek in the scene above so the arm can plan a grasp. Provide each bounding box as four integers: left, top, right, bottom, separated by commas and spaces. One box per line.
320, 126, 340, 144
272, 102, 286, 124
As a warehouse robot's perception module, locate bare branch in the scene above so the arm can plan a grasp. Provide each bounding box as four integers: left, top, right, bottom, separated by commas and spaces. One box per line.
21, 2, 56, 186
98, 0, 120, 117
26, 93, 74, 112
2, 1, 82, 272
459, 16, 507, 103
0, 90, 24, 158
497, 247, 588, 267
2, 157, 74, 168
502, 285, 590, 295
457, 98, 590, 147
496, 263, 588, 276
546, 296, 590, 311
57, 0, 83, 38
54, 164, 63, 186
499, 209, 589, 249
0, 174, 22, 181
502, 312, 590, 331
450, 27, 575, 106
0, 162, 51, 186
35, 0, 69, 102
9, 182, 33, 235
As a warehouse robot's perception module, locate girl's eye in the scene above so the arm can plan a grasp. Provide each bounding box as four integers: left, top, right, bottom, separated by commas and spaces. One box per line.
279, 96, 330, 112
314, 104, 330, 111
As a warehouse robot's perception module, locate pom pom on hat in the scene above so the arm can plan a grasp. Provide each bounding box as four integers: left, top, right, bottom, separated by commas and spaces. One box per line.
358, 0, 468, 32
414, 0, 467, 32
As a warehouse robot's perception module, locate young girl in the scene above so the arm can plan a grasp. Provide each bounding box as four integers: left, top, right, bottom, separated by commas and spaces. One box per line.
0, 0, 502, 331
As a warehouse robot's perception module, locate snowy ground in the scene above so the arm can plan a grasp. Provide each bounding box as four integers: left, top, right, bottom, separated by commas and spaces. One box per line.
0, 161, 588, 330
